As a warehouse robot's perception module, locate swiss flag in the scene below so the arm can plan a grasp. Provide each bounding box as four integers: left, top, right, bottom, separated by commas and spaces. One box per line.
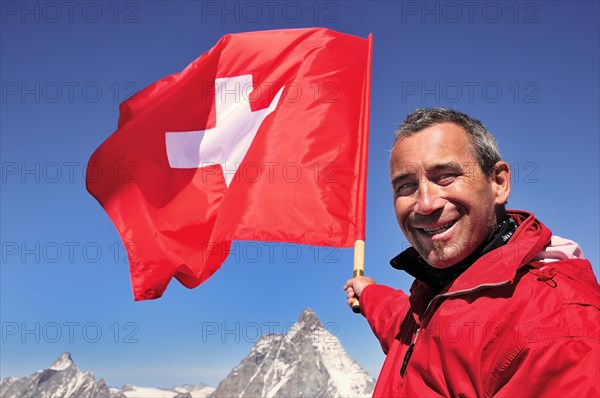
87, 28, 371, 300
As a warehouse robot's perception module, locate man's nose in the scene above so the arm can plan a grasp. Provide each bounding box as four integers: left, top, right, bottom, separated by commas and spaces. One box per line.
414, 181, 444, 215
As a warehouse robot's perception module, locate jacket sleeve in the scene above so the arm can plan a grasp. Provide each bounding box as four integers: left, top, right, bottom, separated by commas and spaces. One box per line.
490, 336, 600, 397
359, 284, 411, 354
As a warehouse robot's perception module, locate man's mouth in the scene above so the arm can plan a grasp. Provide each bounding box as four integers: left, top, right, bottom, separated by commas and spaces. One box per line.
420, 221, 456, 236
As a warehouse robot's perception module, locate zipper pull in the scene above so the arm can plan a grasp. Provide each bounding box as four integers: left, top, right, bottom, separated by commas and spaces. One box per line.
400, 344, 414, 376
400, 328, 419, 377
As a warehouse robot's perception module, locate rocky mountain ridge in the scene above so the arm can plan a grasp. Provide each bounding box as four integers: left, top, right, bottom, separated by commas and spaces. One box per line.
1, 309, 374, 398
0, 352, 112, 398
211, 308, 375, 397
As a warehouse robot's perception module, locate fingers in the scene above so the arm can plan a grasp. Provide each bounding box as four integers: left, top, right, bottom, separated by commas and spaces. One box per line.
344, 280, 357, 308
342, 276, 376, 302
346, 287, 357, 307
346, 286, 356, 299
342, 278, 355, 291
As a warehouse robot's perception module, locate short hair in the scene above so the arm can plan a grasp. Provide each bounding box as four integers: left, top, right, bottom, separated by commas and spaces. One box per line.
393, 108, 502, 176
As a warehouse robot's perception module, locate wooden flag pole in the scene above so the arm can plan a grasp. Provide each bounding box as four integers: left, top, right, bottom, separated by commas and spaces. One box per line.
351, 33, 373, 314
350, 33, 372, 314
351, 239, 365, 313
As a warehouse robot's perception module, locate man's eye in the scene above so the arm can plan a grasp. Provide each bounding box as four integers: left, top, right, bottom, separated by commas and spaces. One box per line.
394, 182, 417, 195
436, 173, 459, 185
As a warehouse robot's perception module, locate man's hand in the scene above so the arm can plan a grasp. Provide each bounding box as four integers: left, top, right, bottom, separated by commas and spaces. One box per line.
343, 276, 376, 308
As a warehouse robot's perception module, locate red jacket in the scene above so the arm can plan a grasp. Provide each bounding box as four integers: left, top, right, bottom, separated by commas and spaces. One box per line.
360, 210, 600, 397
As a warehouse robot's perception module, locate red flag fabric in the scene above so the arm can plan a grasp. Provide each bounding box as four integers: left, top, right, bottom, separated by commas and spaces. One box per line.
87, 28, 371, 300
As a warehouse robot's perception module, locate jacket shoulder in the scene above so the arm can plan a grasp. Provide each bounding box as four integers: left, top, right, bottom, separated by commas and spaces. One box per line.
527, 258, 600, 312
484, 259, 600, 396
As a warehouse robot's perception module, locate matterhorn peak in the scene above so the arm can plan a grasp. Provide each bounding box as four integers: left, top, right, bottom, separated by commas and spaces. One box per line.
49, 352, 74, 371
295, 307, 322, 329
212, 308, 375, 397
285, 307, 325, 342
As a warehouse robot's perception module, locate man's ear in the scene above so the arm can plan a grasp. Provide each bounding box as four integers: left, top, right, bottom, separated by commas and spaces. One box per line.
492, 161, 511, 205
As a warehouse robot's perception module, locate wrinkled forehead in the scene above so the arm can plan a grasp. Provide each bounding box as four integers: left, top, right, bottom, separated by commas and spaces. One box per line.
389, 123, 476, 177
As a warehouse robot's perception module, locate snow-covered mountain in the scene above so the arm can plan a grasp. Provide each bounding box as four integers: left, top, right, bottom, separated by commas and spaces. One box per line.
116, 384, 214, 398
0, 352, 111, 398
211, 308, 375, 398
1, 309, 374, 398
0, 354, 214, 398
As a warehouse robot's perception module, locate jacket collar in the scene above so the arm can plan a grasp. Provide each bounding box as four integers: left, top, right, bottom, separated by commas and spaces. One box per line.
391, 209, 552, 295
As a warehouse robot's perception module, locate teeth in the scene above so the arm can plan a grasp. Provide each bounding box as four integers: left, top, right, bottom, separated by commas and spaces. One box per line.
423, 222, 454, 234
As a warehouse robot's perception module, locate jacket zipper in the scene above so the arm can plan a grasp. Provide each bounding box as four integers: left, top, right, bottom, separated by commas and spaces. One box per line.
399, 280, 511, 378
400, 328, 419, 376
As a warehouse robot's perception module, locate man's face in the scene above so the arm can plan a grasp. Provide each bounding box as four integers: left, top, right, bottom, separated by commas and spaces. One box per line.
390, 122, 506, 268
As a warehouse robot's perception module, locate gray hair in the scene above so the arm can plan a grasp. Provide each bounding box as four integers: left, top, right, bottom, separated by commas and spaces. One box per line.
393, 108, 501, 176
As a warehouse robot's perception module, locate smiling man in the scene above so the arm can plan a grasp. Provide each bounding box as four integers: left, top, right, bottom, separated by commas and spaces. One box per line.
344, 108, 599, 397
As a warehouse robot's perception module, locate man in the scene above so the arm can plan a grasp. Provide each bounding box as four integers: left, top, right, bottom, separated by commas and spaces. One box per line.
344, 108, 599, 397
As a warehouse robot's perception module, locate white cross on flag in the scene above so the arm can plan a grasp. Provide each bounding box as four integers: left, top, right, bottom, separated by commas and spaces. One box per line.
87, 28, 371, 300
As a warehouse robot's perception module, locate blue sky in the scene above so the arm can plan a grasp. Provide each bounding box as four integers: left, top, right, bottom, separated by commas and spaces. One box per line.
1, 0, 598, 389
